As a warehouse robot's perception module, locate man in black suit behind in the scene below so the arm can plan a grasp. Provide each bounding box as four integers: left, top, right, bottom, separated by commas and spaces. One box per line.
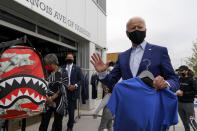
63, 53, 83, 131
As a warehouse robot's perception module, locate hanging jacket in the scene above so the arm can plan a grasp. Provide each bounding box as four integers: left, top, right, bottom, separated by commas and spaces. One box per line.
81, 74, 89, 104
107, 77, 178, 131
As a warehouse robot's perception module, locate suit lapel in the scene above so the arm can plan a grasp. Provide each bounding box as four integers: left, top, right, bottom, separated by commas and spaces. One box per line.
125, 48, 133, 78
137, 43, 153, 76
70, 65, 75, 80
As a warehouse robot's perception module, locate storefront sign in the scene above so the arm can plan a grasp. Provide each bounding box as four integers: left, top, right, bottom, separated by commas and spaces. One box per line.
15, 0, 90, 37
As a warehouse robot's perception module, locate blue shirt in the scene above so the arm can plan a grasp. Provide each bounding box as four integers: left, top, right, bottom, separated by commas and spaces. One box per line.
107, 77, 178, 131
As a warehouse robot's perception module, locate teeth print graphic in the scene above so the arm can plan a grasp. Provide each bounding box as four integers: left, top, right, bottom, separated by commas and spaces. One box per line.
11, 95, 16, 101
24, 77, 31, 84
35, 96, 40, 102
5, 99, 11, 106
6, 78, 14, 86
0, 75, 47, 108
0, 100, 3, 105
0, 89, 46, 106
0, 81, 6, 88
38, 80, 43, 86
0, 76, 47, 90
32, 78, 38, 85
17, 90, 23, 97
24, 90, 29, 96
15, 77, 23, 84
30, 93, 35, 99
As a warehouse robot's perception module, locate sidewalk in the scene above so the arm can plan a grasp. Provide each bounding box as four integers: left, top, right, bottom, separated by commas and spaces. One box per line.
21, 108, 102, 131
72, 103, 192, 131
169, 116, 185, 131
72, 110, 186, 131
67, 99, 188, 131
20, 99, 193, 131
63, 99, 103, 131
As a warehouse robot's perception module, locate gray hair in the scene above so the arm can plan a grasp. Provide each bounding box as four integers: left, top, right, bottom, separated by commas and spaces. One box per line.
44, 53, 59, 65
126, 17, 146, 30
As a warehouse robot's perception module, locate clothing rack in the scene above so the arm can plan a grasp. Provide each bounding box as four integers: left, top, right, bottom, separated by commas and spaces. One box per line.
74, 68, 102, 122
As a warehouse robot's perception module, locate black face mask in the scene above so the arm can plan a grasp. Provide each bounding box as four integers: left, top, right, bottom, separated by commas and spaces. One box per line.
127, 30, 146, 45
180, 73, 186, 77
66, 59, 73, 64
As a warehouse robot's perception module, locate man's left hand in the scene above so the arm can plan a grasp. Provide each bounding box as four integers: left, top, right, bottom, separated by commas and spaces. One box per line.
68, 85, 76, 91
153, 76, 168, 90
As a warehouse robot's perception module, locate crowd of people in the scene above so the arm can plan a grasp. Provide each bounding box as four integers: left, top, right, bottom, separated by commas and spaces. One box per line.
39, 53, 83, 131
90, 17, 197, 131
15, 16, 197, 131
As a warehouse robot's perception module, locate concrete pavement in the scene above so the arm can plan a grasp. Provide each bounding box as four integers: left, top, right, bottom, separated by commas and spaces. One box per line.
15, 99, 194, 131
71, 103, 193, 131
71, 110, 186, 131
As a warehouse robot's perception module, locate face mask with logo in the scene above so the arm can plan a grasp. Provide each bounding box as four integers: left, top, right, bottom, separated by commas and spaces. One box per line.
127, 30, 146, 45
66, 59, 73, 64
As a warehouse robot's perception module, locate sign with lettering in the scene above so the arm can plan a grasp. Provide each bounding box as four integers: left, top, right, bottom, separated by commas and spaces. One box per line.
14, 0, 91, 37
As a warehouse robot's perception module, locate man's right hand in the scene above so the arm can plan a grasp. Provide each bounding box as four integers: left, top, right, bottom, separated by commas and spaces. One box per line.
90, 53, 110, 72
46, 96, 53, 107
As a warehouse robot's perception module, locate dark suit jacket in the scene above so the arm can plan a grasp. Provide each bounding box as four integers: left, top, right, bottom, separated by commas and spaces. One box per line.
62, 64, 83, 100
101, 43, 180, 92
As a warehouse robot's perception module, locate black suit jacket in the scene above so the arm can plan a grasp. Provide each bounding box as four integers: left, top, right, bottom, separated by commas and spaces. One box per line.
62, 64, 83, 100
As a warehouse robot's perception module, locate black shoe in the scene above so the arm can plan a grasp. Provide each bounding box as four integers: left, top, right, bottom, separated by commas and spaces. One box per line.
67, 128, 73, 131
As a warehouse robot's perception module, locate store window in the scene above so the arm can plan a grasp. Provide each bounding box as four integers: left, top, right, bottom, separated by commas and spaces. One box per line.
95, 47, 103, 58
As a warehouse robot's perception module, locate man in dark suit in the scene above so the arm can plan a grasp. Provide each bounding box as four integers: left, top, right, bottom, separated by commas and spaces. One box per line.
91, 17, 179, 92
63, 53, 82, 131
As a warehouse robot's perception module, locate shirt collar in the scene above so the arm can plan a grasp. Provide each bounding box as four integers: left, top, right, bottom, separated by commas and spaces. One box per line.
67, 63, 73, 69
132, 41, 147, 50
140, 41, 147, 50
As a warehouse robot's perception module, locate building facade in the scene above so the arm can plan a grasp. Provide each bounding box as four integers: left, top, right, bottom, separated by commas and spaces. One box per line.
0, 0, 106, 129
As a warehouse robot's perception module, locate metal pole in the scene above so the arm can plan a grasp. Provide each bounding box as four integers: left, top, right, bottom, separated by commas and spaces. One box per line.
3, 120, 8, 131
173, 125, 175, 131
21, 118, 26, 131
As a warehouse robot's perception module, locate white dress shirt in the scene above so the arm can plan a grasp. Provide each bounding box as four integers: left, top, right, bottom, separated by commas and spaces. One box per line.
66, 63, 78, 88
66, 63, 73, 86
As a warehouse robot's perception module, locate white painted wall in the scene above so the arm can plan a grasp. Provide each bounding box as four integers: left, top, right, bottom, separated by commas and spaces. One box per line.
98, 9, 107, 47
13, 0, 106, 48
86, 0, 98, 44
67, 0, 85, 28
